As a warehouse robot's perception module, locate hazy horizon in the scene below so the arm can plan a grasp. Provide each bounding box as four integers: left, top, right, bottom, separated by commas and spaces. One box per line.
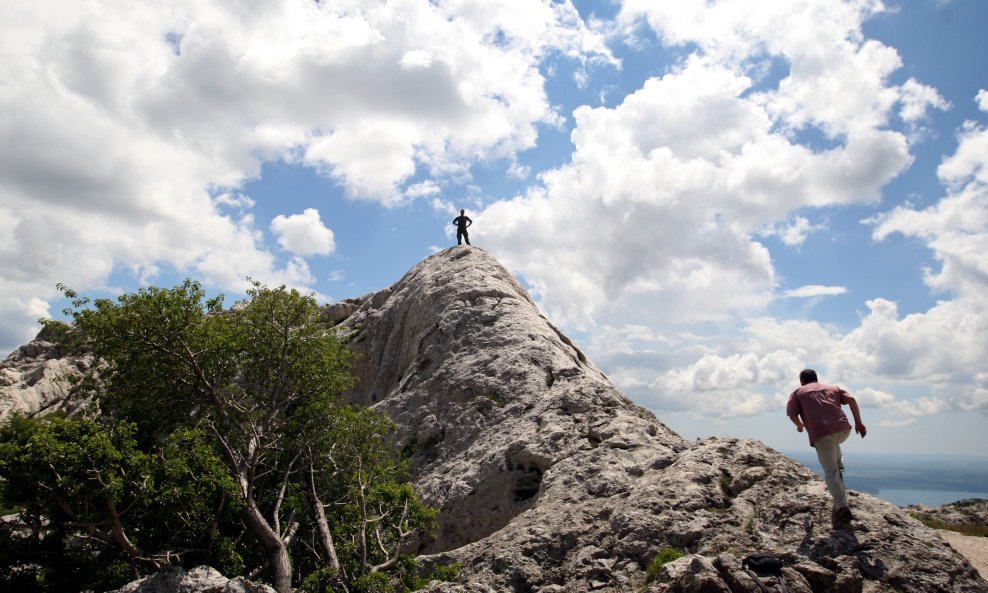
785, 450, 988, 507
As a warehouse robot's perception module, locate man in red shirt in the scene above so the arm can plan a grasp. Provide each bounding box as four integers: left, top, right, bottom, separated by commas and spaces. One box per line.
786, 369, 867, 525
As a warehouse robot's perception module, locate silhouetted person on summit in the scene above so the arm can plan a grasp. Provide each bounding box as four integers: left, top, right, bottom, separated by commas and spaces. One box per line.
786, 369, 867, 526
451, 209, 472, 245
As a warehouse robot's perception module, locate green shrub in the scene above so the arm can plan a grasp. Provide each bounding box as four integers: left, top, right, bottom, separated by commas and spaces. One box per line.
428, 561, 462, 582
645, 547, 683, 584
1, 280, 436, 593
719, 474, 734, 498
351, 572, 391, 593
298, 568, 344, 593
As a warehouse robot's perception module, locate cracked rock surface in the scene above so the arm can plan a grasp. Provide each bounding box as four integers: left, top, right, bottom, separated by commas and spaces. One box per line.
0, 330, 91, 421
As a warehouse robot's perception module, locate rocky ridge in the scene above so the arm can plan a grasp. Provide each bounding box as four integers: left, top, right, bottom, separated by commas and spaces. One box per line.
327, 247, 987, 593
2, 247, 986, 592
0, 328, 91, 421
907, 499, 988, 532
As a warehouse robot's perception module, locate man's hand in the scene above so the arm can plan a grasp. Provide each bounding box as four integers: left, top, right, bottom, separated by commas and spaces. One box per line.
856, 424, 867, 438
794, 421, 804, 433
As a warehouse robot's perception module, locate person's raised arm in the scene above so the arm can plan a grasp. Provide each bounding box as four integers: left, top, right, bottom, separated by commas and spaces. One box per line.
846, 395, 867, 437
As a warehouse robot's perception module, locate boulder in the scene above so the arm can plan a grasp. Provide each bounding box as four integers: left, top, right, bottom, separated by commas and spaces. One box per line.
106, 565, 275, 593
0, 337, 91, 421
906, 498, 988, 530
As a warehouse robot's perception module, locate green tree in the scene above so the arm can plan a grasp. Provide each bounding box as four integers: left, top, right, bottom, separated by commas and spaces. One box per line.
297, 404, 437, 587
0, 415, 241, 592
0, 280, 436, 593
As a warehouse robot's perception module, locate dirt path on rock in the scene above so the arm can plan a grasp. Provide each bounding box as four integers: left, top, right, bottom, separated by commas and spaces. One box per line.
938, 529, 988, 579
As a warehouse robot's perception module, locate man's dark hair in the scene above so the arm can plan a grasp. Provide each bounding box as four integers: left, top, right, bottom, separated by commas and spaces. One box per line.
799, 369, 818, 385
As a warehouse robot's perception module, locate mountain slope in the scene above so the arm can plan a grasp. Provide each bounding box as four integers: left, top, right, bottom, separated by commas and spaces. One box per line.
2, 247, 984, 592
328, 247, 986, 592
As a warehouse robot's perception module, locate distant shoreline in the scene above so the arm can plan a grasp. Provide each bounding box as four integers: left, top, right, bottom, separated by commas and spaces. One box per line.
877, 489, 988, 507
782, 450, 988, 462
783, 451, 988, 507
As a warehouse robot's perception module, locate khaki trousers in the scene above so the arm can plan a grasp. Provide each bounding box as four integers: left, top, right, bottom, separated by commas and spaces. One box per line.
814, 429, 851, 510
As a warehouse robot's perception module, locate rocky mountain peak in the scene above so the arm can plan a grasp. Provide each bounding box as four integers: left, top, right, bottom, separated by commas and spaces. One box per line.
324, 246, 987, 592
329, 246, 686, 558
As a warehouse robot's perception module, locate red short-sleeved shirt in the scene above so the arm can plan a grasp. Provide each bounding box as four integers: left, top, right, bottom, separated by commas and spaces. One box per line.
786, 382, 852, 446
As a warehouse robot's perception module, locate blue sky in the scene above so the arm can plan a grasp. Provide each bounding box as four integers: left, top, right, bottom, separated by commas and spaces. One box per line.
2, 0, 987, 458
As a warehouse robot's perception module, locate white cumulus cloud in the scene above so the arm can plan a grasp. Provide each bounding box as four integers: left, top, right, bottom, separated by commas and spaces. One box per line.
761, 216, 827, 246
270, 209, 336, 257
482, 1, 911, 333
655, 88, 988, 421
781, 285, 848, 299
472, 0, 973, 429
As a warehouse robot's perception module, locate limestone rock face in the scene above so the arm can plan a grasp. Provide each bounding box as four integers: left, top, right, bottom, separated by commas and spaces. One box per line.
0, 333, 91, 421
106, 565, 275, 593
907, 499, 988, 530
334, 247, 686, 556
333, 247, 987, 593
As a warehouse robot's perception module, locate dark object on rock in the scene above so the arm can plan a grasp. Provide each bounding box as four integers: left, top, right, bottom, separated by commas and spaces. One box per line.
743, 553, 784, 576
743, 553, 789, 593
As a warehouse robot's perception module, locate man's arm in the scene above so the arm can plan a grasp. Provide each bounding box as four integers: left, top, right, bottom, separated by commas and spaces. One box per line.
788, 414, 804, 433
466, 217, 472, 227
845, 395, 867, 437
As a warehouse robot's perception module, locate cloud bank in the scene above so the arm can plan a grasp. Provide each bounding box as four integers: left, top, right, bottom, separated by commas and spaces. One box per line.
2, 0, 985, 446
0, 0, 610, 351
478, 0, 983, 425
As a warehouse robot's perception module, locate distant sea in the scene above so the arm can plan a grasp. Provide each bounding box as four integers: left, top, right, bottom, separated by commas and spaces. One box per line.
783, 451, 988, 507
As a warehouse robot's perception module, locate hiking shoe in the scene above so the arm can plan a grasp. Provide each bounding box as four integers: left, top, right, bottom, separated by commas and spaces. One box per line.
833, 507, 853, 525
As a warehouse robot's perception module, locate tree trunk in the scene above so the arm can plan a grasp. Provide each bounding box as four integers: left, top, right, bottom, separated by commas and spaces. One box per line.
307, 462, 341, 572
242, 503, 292, 593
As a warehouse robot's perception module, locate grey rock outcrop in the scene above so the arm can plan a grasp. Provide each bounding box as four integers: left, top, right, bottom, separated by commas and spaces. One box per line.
907, 499, 988, 531
0, 332, 91, 421
335, 246, 684, 559
106, 565, 275, 593
333, 247, 988, 593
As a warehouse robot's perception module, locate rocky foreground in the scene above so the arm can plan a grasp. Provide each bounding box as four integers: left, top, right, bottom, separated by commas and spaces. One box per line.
907, 500, 988, 581
2, 247, 986, 592
908, 499, 988, 533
